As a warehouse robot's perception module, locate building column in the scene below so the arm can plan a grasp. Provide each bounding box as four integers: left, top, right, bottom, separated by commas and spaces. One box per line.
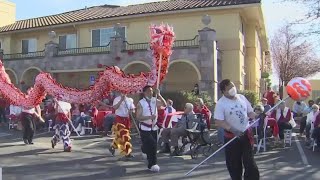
198, 15, 218, 102
44, 31, 59, 72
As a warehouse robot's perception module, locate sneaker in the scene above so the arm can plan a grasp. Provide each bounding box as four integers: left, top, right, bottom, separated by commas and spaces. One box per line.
149, 165, 160, 172
109, 146, 115, 156
64, 146, 71, 152
28, 141, 34, 145
23, 139, 29, 145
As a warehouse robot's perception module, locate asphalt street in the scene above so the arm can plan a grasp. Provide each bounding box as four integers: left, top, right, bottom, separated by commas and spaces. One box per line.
0, 126, 320, 180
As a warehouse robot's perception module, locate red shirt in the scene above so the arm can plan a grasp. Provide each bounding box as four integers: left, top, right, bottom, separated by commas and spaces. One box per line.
264, 91, 275, 106
157, 107, 166, 128
194, 105, 211, 129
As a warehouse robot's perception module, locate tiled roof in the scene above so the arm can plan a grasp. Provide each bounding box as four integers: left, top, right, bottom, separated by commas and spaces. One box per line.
0, 0, 261, 33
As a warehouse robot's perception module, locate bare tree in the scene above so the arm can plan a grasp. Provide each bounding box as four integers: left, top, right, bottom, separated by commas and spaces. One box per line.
283, 0, 320, 34
271, 25, 320, 86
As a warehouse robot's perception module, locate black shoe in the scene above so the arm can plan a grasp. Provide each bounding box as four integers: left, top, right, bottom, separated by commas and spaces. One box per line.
23, 139, 29, 145
51, 139, 56, 149
28, 141, 34, 145
125, 153, 134, 159
109, 146, 115, 156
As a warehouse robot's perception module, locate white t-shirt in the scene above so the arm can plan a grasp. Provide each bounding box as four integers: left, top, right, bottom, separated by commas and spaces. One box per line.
214, 94, 253, 132
57, 101, 72, 114
113, 96, 135, 117
22, 107, 36, 114
139, 97, 158, 131
10, 105, 22, 115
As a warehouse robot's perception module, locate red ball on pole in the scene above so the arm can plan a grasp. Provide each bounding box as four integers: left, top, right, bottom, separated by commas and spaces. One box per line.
286, 77, 312, 101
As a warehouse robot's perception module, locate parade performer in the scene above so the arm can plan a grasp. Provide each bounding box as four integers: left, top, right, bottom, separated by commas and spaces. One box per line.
21, 102, 43, 144
51, 97, 72, 152
109, 93, 135, 159
136, 86, 166, 172
214, 79, 259, 180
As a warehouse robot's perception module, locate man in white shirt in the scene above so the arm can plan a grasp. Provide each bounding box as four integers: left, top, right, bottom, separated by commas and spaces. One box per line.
214, 79, 259, 180
109, 92, 135, 159
292, 101, 307, 118
21, 105, 43, 145
51, 98, 72, 152
136, 85, 166, 172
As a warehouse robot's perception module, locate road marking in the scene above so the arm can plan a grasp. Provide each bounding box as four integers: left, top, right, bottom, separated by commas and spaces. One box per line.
0, 133, 11, 137
293, 133, 309, 165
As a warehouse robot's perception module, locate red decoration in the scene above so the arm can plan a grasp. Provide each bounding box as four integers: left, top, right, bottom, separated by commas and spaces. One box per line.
128, 50, 134, 56
97, 64, 103, 68
20, 81, 25, 85
0, 24, 176, 108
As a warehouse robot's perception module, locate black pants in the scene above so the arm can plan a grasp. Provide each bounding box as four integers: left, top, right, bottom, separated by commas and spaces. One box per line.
0, 107, 7, 123
278, 122, 292, 139
300, 116, 307, 134
225, 133, 260, 180
22, 113, 35, 143
140, 130, 157, 169
312, 128, 320, 146
306, 123, 311, 139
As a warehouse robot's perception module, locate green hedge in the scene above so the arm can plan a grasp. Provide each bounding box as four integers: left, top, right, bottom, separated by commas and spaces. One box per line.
238, 90, 259, 106
161, 91, 214, 111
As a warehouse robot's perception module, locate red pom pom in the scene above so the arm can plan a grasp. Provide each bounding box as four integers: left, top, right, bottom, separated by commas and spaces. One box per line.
97, 64, 103, 68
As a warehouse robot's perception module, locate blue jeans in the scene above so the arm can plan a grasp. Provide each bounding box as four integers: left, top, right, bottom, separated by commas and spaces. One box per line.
218, 127, 225, 144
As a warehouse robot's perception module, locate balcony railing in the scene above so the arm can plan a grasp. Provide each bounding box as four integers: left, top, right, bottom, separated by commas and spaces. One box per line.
57, 43, 111, 56
123, 41, 150, 51
173, 35, 199, 48
3, 50, 45, 60
123, 35, 200, 51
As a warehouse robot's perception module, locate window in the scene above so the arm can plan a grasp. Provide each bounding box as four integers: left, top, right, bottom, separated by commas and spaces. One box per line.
22, 38, 37, 54
59, 34, 77, 50
91, 27, 126, 47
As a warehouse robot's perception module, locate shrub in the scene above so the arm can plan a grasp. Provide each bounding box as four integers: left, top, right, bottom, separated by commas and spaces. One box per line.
161, 91, 214, 111
238, 90, 259, 106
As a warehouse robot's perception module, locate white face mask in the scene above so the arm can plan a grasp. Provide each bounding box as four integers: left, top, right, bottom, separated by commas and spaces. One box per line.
228, 87, 237, 97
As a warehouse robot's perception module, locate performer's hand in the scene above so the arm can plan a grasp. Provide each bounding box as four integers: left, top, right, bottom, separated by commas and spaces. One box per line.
154, 88, 160, 95
121, 94, 126, 100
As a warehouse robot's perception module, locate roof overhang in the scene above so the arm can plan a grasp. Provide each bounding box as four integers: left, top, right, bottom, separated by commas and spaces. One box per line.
0, 3, 260, 35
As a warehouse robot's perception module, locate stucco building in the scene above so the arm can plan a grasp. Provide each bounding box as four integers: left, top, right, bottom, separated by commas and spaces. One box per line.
0, 0, 269, 102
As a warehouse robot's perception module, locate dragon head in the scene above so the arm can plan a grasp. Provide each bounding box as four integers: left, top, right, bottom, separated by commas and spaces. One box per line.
150, 24, 175, 55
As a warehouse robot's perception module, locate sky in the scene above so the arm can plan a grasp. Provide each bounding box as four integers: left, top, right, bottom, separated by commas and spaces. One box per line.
9, 0, 317, 85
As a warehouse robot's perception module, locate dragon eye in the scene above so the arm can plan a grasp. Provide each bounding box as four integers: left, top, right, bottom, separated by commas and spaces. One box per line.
155, 29, 162, 34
